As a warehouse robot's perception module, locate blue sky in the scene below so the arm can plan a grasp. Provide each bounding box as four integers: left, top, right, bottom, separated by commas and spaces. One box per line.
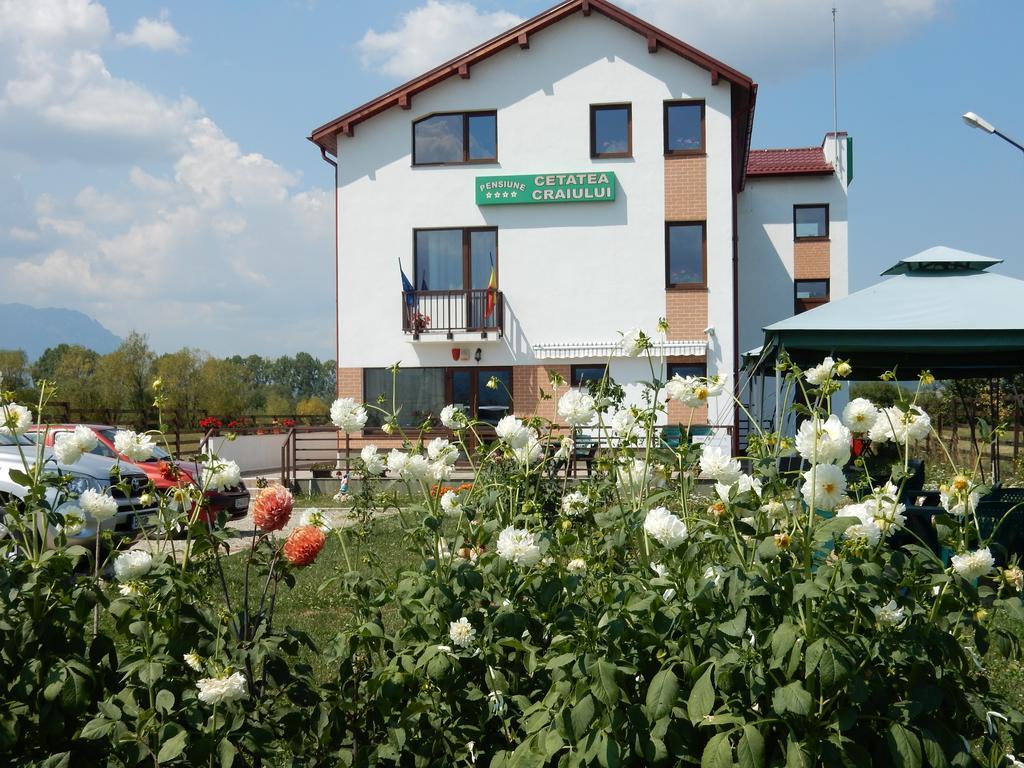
3, 0, 1022, 358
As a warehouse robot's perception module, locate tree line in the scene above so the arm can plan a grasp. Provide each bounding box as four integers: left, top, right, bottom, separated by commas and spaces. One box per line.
0, 332, 337, 429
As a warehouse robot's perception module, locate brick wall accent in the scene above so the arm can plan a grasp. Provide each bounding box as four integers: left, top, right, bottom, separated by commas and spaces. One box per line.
665, 291, 708, 341
337, 367, 362, 401
793, 240, 831, 280
664, 155, 707, 220
513, 364, 571, 422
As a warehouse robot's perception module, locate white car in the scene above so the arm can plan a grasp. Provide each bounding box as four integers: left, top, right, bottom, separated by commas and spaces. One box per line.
0, 433, 160, 548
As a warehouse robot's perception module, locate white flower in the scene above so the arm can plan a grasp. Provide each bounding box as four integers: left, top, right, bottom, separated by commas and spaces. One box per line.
553, 436, 574, 460
449, 616, 477, 648
650, 562, 677, 601
330, 397, 368, 433
1008, 756, 1024, 768
794, 415, 851, 466
665, 375, 724, 407
561, 491, 587, 518
941, 488, 980, 518
496, 526, 542, 567
760, 500, 789, 521
952, 547, 995, 581
567, 558, 587, 575
842, 398, 880, 435
703, 565, 725, 588
610, 408, 644, 440
386, 449, 409, 476
184, 652, 203, 672
699, 445, 742, 485
427, 437, 459, 466
300, 508, 332, 531
114, 550, 153, 581
869, 405, 931, 444
495, 415, 531, 449
360, 445, 385, 475
872, 599, 906, 627
803, 357, 835, 386
718, 474, 763, 501
436, 644, 454, 655
643, 507, 688, 549
841, 506, 882, 546
616, 458, 663, 497
800, 463, 847, 511
202, 457, 242, 492
118, 583, 140, 597
54, 425, 99, 465
401, 454, 432, 482
196, 671, 248, 705
440, 404, 467, 429
511, 433, 543, 466
0, 403, 32, 437
620, 327, 646, 357
113, 430, 156, 461
440, 490, 463, 514
557, 390, 597, 427
79, 488, 118, 522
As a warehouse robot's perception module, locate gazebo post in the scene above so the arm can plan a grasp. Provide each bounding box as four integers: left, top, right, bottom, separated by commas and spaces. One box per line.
990, 378, 1000, 484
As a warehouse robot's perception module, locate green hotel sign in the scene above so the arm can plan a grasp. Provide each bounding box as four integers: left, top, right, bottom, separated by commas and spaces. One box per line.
476, 171, 616, 206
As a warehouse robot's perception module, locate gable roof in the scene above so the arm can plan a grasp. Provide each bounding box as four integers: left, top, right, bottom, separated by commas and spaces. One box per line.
308, 0, 756, 182
746, 147, 832, 178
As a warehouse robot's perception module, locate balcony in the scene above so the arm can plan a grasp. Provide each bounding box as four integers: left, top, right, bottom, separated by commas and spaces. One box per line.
402, 289, 504, 339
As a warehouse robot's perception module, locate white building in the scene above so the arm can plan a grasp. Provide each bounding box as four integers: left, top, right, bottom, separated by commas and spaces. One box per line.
308, 0, 850, 451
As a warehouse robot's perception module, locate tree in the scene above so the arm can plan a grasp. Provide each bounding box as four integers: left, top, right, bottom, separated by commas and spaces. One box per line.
154, 349, 204, 426
94, 332, 155, 423
52, 346, 101, 416
31, 344, 75, 383
295, 396, 330, 424
0, 350, 29, 391
195, 358, 255, 420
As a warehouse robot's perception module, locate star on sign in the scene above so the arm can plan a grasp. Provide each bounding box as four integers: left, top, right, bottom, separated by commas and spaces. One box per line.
486, 192, 492, 199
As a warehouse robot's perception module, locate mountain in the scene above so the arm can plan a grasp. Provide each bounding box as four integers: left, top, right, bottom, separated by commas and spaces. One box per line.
0, 304, 121, 361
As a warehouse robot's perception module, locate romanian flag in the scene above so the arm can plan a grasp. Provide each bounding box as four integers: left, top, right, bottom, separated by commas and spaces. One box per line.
483, 266, 497, 318
400, 260, 416, 307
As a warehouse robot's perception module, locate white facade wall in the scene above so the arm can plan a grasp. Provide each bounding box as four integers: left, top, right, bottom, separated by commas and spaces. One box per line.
335, 13, 735, 394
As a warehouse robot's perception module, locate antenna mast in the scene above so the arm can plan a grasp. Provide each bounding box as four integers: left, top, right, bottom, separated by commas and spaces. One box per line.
832, 4, 840, 181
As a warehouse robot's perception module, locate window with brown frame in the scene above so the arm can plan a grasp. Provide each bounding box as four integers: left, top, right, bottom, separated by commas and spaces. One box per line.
362, 367, 513, 430
667, 361, 707, 380
665, 222, 707, 289
590, 104, 631, 159
413, 228, 497, 292
793, 204, 829, 240
412, 111, 497, 165
663, 100, 705, 155
794, 279, 829, 314
571, 364, 610, 387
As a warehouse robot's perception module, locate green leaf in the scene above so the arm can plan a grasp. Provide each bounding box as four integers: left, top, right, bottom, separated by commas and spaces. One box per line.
155, 689, 175, 715
592, 659, 619, 706
570, 694, 596, 741
785, 735, 811, 768
719, 609, 748, 638
79, 717, 113, 740
772, 682, 812, 716
918, 729, 947, 768
737, 724, 765, 768
886, 724, 922, 768
157, 730, 188, 763
687, 666, 715, 725
645, 668, 679, 722
770, 623, 797, 667
218, 737, 237, 768
700, 732, 733, 768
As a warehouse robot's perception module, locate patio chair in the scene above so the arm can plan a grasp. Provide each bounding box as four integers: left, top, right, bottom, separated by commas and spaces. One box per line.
573, 435, 598, 477
976, 486, 1024, 565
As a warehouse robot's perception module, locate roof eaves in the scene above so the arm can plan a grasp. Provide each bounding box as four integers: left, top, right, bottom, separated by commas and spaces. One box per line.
308, 0, 755, 155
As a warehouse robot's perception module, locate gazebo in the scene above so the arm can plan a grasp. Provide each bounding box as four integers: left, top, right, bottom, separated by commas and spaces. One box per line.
744, 246, 1024, 479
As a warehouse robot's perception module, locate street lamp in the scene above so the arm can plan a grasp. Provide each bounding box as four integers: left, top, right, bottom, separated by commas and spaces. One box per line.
962, 111, 1024, 154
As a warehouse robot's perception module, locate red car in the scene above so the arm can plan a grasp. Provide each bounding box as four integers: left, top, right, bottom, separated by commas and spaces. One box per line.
31, 424, 250, 520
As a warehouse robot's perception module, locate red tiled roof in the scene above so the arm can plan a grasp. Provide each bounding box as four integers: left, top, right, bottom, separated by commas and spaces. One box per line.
746, 147, 832, 177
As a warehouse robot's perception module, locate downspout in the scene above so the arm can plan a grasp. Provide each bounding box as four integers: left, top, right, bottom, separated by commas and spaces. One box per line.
319, 147, 339, 398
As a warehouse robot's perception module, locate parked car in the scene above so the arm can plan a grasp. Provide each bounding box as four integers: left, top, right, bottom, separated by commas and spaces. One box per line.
0, 433, 160, 548
29, 424, 250, 520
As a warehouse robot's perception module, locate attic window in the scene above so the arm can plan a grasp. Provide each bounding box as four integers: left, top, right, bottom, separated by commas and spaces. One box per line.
794, 204, 829, 240
664, 100, 704, 154
413, 111, 497, 165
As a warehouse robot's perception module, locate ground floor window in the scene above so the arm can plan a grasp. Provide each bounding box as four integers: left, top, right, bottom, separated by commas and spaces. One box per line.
362, 367, 512, 429
570, 364, 609, 387
794, 278, 829, 314
667, 360, 707, 379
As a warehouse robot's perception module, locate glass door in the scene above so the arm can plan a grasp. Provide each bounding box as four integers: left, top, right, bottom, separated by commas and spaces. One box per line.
475, 368, 512, 426
468, 230, 497, 330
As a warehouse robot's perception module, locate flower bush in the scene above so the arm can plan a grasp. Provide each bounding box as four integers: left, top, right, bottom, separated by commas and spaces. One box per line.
2, 349, 1024, 766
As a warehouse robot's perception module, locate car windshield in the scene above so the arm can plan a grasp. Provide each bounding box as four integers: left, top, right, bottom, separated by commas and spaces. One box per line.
97, 428, 172, 461
0, 433, 33, 447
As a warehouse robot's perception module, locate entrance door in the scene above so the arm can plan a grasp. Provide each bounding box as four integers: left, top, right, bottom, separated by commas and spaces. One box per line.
444, 367, 512, 429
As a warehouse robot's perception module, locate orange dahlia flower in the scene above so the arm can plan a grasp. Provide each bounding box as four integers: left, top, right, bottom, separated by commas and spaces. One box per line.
283, 525, 326, 567
252, 485, 293, 532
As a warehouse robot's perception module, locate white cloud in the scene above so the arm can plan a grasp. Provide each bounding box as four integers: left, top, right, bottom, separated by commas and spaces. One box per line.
1, 0, 334, 357
116, 9, 186, 53
358, 0, 523, 78
623, 0, 946, 80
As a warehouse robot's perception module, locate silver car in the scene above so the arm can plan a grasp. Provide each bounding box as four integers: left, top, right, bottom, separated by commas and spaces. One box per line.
0, 433, 160, 548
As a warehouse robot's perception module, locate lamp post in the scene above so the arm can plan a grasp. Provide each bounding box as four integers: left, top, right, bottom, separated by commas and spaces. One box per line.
962, 111, 1024, 154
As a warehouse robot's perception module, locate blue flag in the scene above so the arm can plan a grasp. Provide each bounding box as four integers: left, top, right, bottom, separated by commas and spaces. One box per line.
400, 261, 416, 307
